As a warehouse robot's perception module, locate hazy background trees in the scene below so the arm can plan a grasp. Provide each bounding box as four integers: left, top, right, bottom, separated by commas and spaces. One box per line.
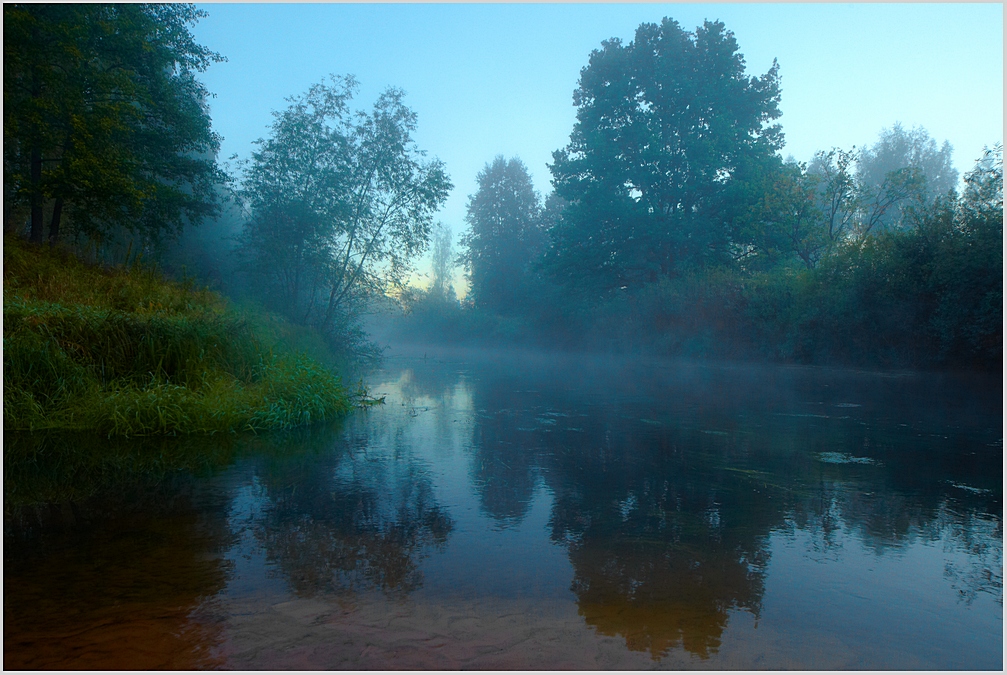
460, 156, 546, 314
5, 5, 998, 372
429, 223, 457, 303
857, 123, 958, 230
406, 17, 1000, 371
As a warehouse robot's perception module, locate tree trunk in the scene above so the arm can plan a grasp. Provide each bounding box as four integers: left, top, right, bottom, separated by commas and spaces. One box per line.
29, 145, 44, 243
29, 62, 45, 243
48, 196, 64, 244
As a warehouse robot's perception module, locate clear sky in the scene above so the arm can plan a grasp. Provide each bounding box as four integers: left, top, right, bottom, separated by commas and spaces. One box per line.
191, 2, 1003, 288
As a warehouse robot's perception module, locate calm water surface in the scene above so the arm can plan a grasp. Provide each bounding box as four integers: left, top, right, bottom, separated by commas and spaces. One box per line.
4, 347, 1002, 669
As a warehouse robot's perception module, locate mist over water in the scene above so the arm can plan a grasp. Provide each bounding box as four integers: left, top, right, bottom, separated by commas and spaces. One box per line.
5, 4, 1001, 670
5, 346, 1001, 669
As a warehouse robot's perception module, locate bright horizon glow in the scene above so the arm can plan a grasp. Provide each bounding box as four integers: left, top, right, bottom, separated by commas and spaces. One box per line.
191, 3, 1003, 295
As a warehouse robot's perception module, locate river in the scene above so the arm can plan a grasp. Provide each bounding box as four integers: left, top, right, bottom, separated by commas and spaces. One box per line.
4, 346, 1002, 669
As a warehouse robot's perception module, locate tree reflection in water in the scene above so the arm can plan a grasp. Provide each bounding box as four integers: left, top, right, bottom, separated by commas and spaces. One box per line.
4, 420, 458, 667
4, 352, 1000, 669
247, 409, 454, 598
543, 426, 775, 660
446, 349, 1002, 660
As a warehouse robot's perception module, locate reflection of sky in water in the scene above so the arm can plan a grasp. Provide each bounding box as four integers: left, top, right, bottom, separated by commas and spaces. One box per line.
4, 350, 1002, 669
314, 353, 1001, 666
358, 367, 578, 602
220, 478, 291, 601
757, 523, 1002, 668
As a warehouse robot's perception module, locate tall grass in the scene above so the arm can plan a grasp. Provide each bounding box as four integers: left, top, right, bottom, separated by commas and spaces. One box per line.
4, 234, 356, 435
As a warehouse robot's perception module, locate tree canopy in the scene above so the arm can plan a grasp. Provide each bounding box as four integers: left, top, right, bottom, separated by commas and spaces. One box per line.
547, 18, 784, 292
460, 156, 545, 313
857, 123, 958, 226
237, 76, 451, 338
3, 3, 225, 245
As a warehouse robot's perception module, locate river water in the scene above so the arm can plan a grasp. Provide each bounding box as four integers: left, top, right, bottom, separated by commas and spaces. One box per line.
4, 346, 1002, 669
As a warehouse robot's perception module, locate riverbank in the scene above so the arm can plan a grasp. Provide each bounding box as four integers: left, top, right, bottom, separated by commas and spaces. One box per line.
3, 234, 354, 435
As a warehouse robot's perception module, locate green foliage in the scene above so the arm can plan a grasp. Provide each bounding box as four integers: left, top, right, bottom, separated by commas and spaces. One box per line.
3, 235, 355, 435
729, 145, 932, 273
733, 166, 1002, 369
922, 145, 1003, 363
383, 16, 999, 373
237, 76, 451, 342
728, 158, 830, 270
460, 156, 545, 313
548, 18, 783, 291
3, 4, 225, 245
3, 227, 225, 312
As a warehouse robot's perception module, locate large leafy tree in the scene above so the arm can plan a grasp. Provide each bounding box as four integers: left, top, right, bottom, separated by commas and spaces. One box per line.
460, 156, 545, 313
728, 158, 830, 271
547, 18, 784, 291
238, 76, 451, 335
3, 4, 225, 245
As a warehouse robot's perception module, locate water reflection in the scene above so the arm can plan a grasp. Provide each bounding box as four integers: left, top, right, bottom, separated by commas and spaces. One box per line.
545, 437, 775, 659
4, 431, 240, 535
3, 350, 1001, 669
402, 348, 1001, 661
247, 423, 453, 597
464, 388, 782, 659
4, 432, 236, 669
4, 420, 456, 668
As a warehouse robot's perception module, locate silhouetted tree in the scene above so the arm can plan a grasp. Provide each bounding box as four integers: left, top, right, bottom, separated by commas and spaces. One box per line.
547, 18, 783, 291
460, 156, 544, 313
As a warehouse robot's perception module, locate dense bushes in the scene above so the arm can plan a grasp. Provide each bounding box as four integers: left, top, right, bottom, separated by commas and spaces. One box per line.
592, 215, 1001, 369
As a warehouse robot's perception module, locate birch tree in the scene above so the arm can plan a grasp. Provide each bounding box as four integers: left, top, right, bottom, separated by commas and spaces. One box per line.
238, 77, 451, 334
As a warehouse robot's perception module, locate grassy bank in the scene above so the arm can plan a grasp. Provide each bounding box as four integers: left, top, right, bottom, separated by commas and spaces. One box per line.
3, 234, 355, 435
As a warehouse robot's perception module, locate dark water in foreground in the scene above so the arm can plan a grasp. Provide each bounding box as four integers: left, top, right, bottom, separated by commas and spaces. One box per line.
4, 347, 1003, 669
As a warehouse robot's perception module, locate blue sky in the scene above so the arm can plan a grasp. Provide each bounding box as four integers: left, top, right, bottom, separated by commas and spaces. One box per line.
191, 3, 1003, 286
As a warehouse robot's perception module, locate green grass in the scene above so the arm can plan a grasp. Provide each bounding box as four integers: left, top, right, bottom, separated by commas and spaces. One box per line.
4, 234, 357, 435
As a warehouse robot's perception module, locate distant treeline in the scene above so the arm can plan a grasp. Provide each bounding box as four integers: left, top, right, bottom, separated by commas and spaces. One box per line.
396, 143, 1002, 370
394, 20, 1002, 371
4, 7, 1001, 371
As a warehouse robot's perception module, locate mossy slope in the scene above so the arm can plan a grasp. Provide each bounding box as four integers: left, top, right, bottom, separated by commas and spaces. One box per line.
4, 235, 354, 435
